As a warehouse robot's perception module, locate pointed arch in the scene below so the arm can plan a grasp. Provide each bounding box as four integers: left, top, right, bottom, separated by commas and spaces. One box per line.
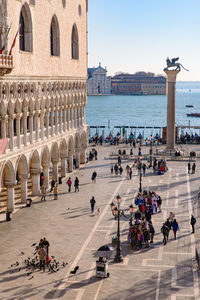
19, 2, 33, 52
71, 23, 79, 60
15, 154, 28, 179
29, 149, 40, 173
41, 145, 50, 167
50, 15, 60, 56
1, 160, 15, 187
51, 142, 59, 163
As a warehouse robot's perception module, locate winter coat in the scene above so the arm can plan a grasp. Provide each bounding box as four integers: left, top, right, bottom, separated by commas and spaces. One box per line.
38, 247, 47, 261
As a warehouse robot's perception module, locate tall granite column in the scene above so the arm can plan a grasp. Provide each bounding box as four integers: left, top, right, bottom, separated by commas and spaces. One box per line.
164, 69, 180, 150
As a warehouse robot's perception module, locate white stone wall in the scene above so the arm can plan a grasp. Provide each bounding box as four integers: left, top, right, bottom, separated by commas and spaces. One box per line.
6, 0, 87, 78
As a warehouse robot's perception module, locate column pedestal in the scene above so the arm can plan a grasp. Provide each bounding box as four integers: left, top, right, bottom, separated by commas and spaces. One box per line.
43, 165, 49, 189
52, 162, 58, 182
164, 69, 180, 150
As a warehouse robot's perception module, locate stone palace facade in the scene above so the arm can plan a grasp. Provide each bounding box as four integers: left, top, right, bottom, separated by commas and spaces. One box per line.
0, 0, 88, 213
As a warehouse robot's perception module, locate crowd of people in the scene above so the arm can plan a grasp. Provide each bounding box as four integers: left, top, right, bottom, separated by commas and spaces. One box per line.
153, 158, 168, 175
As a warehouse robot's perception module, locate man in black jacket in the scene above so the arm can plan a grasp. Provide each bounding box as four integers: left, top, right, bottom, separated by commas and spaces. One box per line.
191, 214, 196, 233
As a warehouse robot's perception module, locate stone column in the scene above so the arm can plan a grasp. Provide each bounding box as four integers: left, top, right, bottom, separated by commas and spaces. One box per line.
55, 108, 58, 135
59, 109, 62, 133
35, 113, 39, 141
164, 69, 180, 150
61, 157, 67, 177
80, 148, 86, 164
50, 109, 54, 137
52, 161, 58, 182
67, 108, 70, 130
20, 176, 27, 203
68, 153, 73, 172
29, 114, 33, 144
63, 108, 66, 132
75, 150, 80, 168
46, 111, 49, 138
8, 116, 14, 150
43, 164, 49, 189
40, 112, 44, 140
16, 116, 21, 149
1, 118, 6, 138
31, 170, 40, 196
23, 114, 27, 146
6, 182, 15, 212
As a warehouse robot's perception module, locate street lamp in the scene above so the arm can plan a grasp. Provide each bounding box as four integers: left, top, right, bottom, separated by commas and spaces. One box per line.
114, 195, 123, 263
150, 135, 153, 167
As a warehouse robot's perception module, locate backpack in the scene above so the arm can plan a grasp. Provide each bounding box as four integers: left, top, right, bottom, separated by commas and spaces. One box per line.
149, 225, 155, 234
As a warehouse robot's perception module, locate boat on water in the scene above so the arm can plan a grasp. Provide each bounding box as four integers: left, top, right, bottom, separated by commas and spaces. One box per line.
186, 105, 194, 108
187, 113, 200, 117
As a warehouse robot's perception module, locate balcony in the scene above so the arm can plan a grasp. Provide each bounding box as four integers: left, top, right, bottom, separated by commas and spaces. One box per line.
0, 54, 13, 75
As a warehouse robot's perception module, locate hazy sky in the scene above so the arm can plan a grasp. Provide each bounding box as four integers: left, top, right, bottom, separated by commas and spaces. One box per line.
88, 0, 200, 81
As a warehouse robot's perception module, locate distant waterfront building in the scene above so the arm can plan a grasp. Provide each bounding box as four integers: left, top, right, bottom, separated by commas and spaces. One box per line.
87, 63, 111, 95
111, 72, 166, 95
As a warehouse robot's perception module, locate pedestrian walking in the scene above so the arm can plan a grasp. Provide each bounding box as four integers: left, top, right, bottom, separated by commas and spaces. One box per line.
157, 196, 162, 213
191, 214, 196, 233
161, 223, 169, 245
67, 177, 72, 192
118, 155, 121, 166
171, 219, 179, 240
149, 221, 155, 243
142, 163, 146, 176
43, 237, 50, 256
188, 162, 191, 174
94, 149, 98, 160
41, 186, 47, 202
119, 165, 123, 175
74, 177, 79, 192
90, 196, 96, 213
50, 179, 55, 192
192, 163, 196, 174
111, 163, 113, 174
91, 171, 97, 183
53, 184, 58, 200
114, 164, 118, 175
38, 245, 47, 271
143, 228, 150, 248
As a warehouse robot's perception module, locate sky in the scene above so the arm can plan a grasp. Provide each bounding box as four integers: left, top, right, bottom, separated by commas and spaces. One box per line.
88, 0, 200, 81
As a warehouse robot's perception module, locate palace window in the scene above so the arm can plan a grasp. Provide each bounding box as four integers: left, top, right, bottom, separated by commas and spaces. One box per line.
19, 3, 33, 52
50, 15, 60, 56
71, 24, 79, 60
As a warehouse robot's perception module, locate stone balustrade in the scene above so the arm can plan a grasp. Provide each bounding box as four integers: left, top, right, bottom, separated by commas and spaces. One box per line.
0, 54, 13, 75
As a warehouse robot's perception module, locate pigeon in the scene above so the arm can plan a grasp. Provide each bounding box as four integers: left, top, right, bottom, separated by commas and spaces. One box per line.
28, 276, 33, 280
31, 243, 37, 247
15, 262, 19, 266
18, 268, 21, 272
70, 266, 79, 274
27, 272, 32, 276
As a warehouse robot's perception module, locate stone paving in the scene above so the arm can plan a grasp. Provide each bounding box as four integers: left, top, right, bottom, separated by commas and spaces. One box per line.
0, 144, 200, 300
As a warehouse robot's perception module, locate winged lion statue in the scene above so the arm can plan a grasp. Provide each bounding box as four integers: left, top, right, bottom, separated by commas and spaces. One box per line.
164, 57, 189, 71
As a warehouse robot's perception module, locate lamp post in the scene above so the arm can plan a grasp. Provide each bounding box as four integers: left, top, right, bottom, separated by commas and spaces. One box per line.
113, 195, 123, 263
138, 160, 142, 193
150, 135, 153, 167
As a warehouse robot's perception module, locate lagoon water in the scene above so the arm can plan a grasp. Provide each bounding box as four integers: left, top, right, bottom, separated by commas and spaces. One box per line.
85, 82, 200, 138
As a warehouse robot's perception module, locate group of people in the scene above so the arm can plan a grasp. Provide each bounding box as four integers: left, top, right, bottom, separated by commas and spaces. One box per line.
38, 237, 50, 271
135, 190, 162, 215
153, 158, 168, 175
188, 162, 196, 174
161, 212, 179, 245
128, 214, 155, 250
66, 177, 80, 192
88, 148, 98, 161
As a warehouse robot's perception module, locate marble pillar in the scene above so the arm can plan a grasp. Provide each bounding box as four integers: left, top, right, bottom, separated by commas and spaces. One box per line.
31, 170, 40, 196
52, 161, 58, 182
6, 183, 15, 212
164, 69, 180, 150
43, 165, 49, 188
75, 150, 80, 168
80, 148, 86, 164
8, 117, 14, 150
61, 157, 66, 177
20, 177, 27, 203
68, 153, 73, 172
